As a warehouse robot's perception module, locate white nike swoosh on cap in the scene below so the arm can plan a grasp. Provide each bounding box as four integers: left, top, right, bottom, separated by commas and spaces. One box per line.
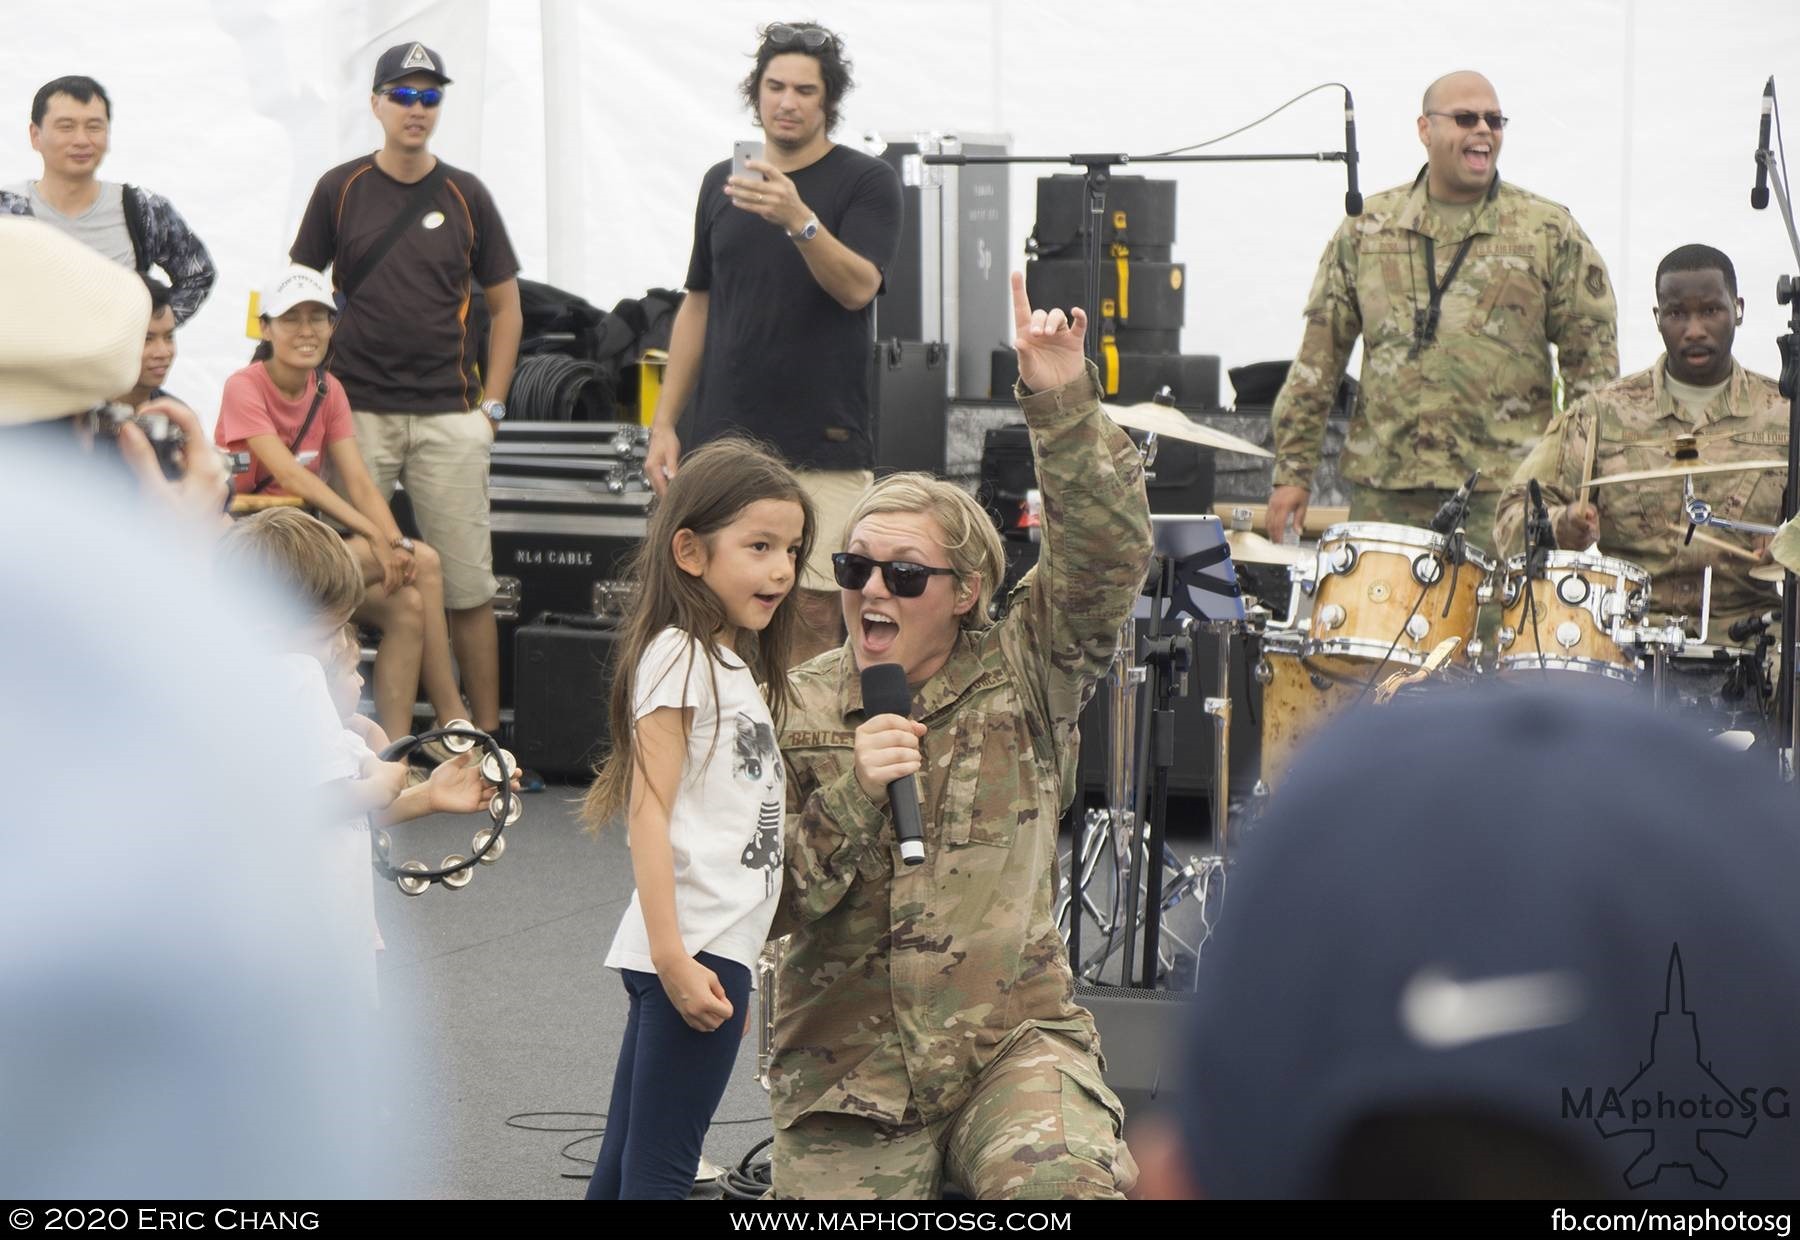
1400, 967, 1585, 1050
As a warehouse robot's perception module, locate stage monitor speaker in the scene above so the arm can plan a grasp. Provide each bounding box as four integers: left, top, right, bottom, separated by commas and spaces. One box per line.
1074, 983, 1193, 1116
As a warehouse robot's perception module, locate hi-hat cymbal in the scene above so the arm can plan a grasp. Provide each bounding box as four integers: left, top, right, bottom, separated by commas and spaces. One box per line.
1102, 400, 1274, 458
1585, 459, 1788, 489
1224, 528, 1310, 566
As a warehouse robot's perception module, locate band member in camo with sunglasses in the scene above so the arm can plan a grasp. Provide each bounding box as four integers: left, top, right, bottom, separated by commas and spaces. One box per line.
1266, 70, 1619, 562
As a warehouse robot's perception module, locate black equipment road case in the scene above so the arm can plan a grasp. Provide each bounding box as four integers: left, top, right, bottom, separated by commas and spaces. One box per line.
870, 131, 1011, 399
511, 613, 621, 777
1030, 174, 1177, 262
489, 506, 646, 711
1025, 258, 1187, 331
871, 339, 950, 477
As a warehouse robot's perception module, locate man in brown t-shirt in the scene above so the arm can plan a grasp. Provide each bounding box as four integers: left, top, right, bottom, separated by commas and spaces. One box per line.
291, 42, 522, 738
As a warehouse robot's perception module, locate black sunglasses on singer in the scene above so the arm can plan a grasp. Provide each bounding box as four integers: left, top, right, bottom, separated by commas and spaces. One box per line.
831, 552, 956, 598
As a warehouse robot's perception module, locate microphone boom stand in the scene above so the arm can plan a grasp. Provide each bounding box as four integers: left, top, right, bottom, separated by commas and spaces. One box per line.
1753, 98, 1800, 781
924, 146, 1355, 365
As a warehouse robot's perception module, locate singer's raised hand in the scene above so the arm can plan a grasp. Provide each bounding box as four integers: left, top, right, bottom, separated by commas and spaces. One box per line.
1011, 271, 1087, 392
853, 713, 926, 804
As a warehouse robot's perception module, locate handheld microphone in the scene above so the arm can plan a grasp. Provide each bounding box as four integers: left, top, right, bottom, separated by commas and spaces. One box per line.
860, 663, 925, 866
1753, 78, 1774, 211
1343, 87, 1363, 216
1430, 469, 1481, 536
1729, 610, 1778, 643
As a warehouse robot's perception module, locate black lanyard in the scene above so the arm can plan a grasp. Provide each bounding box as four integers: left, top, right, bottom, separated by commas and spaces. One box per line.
1410, 232, 1478, 359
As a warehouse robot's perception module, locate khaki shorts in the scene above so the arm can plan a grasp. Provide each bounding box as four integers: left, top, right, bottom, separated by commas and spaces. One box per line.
794, 469, 874, 592
346, 409, 498, 610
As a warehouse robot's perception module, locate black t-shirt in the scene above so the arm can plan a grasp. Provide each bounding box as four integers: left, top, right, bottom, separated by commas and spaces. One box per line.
290, 155, 520, 414
683, 144, 902, 470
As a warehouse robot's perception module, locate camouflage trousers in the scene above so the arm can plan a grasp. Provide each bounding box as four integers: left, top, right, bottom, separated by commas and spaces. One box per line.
771, 1028, 1136, 1200
1347, 483, 1504, 643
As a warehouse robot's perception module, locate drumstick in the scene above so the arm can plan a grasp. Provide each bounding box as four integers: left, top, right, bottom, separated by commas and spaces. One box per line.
1667, 523, 1764, 562
1579, 410, 1601, 509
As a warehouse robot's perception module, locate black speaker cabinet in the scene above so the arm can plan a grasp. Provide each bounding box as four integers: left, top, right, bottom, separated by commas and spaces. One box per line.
1077, 619, 1261, 804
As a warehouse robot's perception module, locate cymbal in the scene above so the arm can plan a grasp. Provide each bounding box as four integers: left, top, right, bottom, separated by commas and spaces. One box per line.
1584, 459, 1788, 489
1750, 562, 1788, 583
1225, 528, 1310, 566
1102, 400, 1273, 458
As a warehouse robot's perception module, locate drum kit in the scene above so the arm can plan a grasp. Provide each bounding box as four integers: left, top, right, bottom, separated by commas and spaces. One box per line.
1056, 406, 1791, 987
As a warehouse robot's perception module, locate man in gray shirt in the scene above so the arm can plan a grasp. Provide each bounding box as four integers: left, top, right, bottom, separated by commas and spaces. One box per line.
2, 76, 215, 324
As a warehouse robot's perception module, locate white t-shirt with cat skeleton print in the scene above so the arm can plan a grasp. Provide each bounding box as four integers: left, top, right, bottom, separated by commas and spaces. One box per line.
604, 627, 785, 980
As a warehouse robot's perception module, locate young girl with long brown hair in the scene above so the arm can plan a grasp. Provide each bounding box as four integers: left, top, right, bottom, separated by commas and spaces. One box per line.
581, 437, 815, 1200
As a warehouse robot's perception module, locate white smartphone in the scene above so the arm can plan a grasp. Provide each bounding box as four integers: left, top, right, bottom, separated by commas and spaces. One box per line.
733, 139, 766, 180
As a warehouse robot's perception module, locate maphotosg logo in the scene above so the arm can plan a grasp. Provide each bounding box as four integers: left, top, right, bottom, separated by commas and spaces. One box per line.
1561, 944, 1790, 1190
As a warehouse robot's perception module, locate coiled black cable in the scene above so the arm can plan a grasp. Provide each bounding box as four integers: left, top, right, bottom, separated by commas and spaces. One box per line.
508, 353, 616, 422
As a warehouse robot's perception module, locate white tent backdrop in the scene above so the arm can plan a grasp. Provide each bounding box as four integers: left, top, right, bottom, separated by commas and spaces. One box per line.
5, 0, 1798, 428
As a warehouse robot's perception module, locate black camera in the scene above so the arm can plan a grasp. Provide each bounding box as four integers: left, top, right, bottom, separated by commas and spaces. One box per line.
85, 403, 251, 480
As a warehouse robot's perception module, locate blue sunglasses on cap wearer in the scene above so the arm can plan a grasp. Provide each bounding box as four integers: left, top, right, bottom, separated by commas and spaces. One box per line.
380, 86, 444, 108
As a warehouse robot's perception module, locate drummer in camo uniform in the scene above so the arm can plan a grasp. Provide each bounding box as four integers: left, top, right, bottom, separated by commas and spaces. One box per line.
1494, 244, 1787, 637
767, 273, 1153, 1199
1266, 70, 1619, 553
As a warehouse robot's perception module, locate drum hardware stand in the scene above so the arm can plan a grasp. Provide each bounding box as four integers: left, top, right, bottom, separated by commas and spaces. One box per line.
1059, 521, 1247, 987
1056, 810, 1204, 983
1621, 564, 1710, 709
1750, 78, 1800, 779
1681, 478, 1779, 545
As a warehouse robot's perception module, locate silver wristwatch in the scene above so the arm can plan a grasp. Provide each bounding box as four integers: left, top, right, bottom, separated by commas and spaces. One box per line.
788, 215, 820, 243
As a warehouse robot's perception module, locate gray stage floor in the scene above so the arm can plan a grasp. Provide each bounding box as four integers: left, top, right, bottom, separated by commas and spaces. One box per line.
372, 781, 1213, 1200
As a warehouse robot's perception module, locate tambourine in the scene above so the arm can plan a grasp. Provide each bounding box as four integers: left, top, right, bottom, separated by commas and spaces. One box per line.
373, 720, 522, 895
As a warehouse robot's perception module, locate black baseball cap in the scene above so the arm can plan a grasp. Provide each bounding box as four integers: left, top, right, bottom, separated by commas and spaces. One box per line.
372, 42, 451, 90
1182, 687, 1800, 1198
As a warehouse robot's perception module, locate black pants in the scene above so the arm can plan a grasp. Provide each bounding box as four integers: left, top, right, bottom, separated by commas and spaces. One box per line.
585, 952, 754, 1200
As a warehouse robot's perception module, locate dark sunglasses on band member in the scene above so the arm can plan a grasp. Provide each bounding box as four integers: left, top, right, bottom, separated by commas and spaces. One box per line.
1427, 110, 1508, 130
381, 86, 445, 108
831, 552, 956, 598
765, 22, 836, 50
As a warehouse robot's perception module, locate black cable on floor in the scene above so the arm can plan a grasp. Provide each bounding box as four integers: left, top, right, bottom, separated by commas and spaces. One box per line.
722, 1136, 775, 1200
505, 1109, 775, 1185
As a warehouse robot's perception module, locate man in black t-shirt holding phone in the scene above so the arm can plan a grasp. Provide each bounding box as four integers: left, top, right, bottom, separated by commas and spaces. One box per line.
290, 42, 523, 742
644, 20, 902, 660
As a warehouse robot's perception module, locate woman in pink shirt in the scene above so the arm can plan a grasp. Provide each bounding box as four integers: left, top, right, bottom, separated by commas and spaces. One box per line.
215, 265, 464, 741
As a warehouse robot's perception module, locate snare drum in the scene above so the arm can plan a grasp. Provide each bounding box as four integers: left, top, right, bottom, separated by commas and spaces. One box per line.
1307, 522, 1495, 677
1494, 550, 1650, 682
1256, 630, 1356, 793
